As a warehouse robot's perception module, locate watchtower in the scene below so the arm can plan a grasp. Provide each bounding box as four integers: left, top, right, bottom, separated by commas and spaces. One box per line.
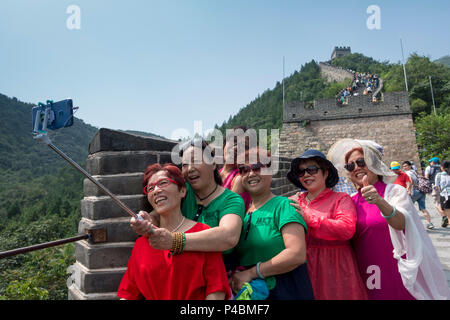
331, 46, 351, 61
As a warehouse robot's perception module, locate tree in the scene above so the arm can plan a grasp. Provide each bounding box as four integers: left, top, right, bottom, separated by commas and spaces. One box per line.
414, 112, 450, 162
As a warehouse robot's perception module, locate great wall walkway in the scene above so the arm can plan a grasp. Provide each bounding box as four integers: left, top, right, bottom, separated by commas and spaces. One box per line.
419, 195, 450, 287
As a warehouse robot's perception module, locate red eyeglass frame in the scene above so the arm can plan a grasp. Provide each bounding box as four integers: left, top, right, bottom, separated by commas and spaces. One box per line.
143, 178, 178, 195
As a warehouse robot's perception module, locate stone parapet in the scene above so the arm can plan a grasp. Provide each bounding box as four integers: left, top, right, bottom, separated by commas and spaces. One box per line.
284, 92, 411, 123
81, 195, 151, 220
279, 113, 422, 175
319, 62, 353, 83
75, 241, 135, 270
69, 128, 178, 300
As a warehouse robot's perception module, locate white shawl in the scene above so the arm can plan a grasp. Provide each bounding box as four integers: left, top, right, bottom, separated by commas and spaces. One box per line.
385, 183, 450, 300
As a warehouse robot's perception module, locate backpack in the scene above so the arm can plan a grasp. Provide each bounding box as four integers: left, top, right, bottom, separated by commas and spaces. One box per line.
428, 165, 441, 184
417, 175, 433, 194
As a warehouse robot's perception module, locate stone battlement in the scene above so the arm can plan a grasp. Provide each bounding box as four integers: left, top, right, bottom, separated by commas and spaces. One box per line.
284, 91, 411, 123
319, 62, 354, 83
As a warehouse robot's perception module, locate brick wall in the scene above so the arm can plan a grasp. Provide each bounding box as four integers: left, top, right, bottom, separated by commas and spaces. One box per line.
279, 113, 422, 173
68, 128, 178, 300
284, 92, 411, 123
319, 62, 353, 83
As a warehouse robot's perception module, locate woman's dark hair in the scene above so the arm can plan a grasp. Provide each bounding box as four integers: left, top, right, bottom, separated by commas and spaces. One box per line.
402, 161, 412, 166
178, 138, 223, 186
442, 160, 450, 175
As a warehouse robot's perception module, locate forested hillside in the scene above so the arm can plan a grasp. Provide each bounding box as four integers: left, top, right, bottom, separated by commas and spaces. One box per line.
0, 94, 160, 299
435, 55, 450, 67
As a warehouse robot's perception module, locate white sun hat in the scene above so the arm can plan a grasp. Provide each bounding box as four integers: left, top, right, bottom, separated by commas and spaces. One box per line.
327, 138, 397, 184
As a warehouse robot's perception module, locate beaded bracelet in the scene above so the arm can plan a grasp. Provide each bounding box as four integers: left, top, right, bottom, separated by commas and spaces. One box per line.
381, 206, 397, 219
170, 232, 183, 256
180, 232, 186, 254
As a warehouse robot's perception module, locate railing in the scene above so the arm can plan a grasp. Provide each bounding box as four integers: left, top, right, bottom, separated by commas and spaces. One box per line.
0, 228, 106, 259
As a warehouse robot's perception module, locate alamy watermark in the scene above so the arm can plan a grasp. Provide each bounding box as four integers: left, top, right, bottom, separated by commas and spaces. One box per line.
169, 121, 280, 175
66, 5, 81, 30
366, 5, 381, 30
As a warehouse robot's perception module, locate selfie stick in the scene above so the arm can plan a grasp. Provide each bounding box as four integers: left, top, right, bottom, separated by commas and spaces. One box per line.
32, 104, 146, 224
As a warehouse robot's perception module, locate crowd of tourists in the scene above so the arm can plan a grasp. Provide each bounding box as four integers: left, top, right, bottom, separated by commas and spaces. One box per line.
117, 127, 450, 300
337, 72, 380, 105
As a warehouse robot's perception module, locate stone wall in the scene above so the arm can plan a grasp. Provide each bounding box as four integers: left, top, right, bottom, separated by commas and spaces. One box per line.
283, 61, 420, 169
284, 92, 411, 123
68, 128, 178, 300
279, 113, 422, 173
68, 128, 296, 299
319, 62, 353, 83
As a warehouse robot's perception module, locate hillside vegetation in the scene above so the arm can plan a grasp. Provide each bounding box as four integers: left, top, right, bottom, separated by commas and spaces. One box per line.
0, 94, 159, 299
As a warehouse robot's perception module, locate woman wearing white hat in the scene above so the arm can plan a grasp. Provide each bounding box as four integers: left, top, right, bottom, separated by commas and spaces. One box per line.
327, 139, 450, 300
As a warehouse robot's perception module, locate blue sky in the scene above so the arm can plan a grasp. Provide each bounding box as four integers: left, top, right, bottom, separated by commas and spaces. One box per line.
1, 0, 449, 139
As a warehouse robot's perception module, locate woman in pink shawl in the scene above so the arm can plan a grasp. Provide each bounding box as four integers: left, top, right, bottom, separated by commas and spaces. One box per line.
328, 139, 450, 300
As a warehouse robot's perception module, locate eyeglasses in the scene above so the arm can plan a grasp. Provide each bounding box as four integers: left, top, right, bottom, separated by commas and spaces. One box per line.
144, 178, 178, 195
344, 158, 366, 172
297, 165, 321, 177
238, 162, 270, 175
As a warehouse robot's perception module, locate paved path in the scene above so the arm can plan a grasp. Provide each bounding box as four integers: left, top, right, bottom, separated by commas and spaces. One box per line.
416, 194, 450, 288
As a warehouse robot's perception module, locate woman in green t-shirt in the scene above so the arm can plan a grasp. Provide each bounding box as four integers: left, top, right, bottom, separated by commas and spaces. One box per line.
232, 148, 314, 300
130, 139, 245, 270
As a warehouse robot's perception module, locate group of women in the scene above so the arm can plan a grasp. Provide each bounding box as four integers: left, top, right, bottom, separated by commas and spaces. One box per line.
117, 131, 450, 300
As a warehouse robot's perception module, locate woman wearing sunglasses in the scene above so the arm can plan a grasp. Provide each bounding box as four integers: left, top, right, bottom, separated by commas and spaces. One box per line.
118, 164, 230, 300
130, 139, 245, 272
287, 149, 367, 300
231, 148, 314, 300
327, 139, 450, 300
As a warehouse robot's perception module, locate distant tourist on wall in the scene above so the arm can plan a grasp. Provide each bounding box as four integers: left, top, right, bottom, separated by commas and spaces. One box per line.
390, 161, 412, 190
287, 149, 367, 300
328, 139, 450, 300
435, 160, 450, 228
425, 157, 446, 226
402, 161, 435, 230
118, 164, 230, 300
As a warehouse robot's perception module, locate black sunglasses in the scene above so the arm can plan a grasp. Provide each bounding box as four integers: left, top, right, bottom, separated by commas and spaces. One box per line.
344, 158, 366, 172
297, 165, 321, 177
239, 162, 270, 175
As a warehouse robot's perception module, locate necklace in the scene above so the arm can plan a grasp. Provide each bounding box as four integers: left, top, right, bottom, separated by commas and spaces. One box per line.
305, 194, 314, 209
171, 216, 185, 232
194, 184, 219, 205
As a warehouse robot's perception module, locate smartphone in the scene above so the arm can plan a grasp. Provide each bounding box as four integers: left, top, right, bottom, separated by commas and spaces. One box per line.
32, 99, 74, 131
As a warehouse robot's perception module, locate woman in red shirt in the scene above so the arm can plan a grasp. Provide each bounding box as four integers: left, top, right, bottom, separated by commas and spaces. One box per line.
117, 164, 230, 300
